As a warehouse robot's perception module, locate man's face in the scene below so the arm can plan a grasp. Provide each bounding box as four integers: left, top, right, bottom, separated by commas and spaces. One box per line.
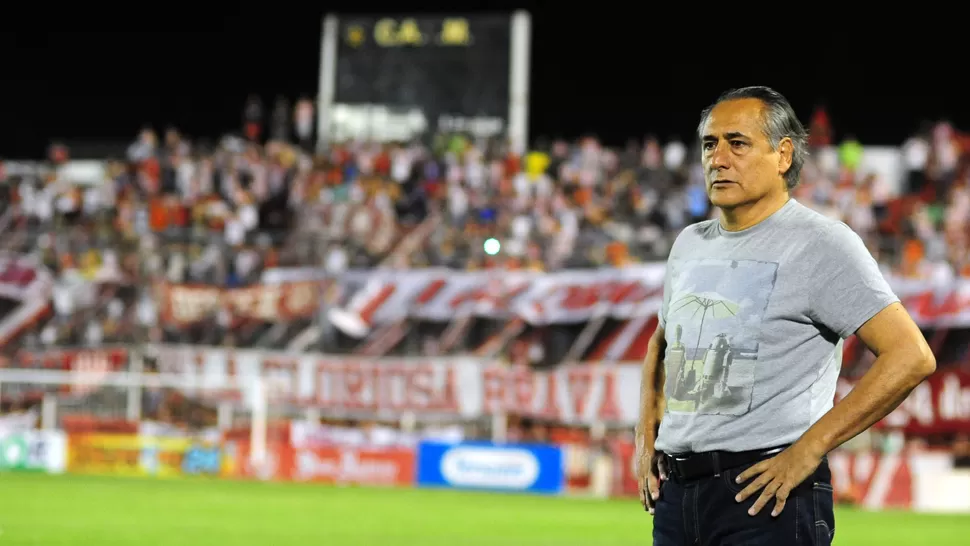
701, 98, 791, 210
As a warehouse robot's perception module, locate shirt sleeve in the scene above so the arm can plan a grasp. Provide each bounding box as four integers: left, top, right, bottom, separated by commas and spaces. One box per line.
808, 223, 900, 338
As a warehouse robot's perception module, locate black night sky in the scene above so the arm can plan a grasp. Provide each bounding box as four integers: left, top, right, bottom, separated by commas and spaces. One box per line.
1, 5, 962, 159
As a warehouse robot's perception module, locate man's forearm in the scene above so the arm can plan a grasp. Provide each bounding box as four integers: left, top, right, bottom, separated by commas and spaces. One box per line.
799, 347, 935, 455
637, 334, 667, 449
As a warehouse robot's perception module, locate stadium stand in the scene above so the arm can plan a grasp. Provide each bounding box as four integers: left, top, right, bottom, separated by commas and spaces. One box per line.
2, 116, 969, 350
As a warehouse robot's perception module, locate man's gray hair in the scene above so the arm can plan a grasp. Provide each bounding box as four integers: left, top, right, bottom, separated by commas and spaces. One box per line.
697, 86, 810, 190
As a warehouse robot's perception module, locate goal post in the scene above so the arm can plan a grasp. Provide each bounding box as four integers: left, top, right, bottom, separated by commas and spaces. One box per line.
0, 365, 282, 479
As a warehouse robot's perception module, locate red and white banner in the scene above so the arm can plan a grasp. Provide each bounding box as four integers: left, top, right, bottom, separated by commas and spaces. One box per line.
262, 264, 970, 338
837, 370, 970, 435
326, 267, 666, 337
827, 450, 969, 512
5, 347, 129, 373
155, 281, 326, 326
290, 446, 415, 485
888, 276, 970, 328
153, 346, 637, 425
4, 345, 970, 434
828, 450, 916, 509
289, 420, 463, 449
0, 253, 54, 346
1, 347, 128, 397
0, 254, 45, 301
234, 441, 416, 486
608, 437, 639, 498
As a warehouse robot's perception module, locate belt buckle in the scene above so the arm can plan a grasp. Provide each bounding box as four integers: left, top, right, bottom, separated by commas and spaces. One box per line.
666, 454, 684, 478
673, 452, 721, 479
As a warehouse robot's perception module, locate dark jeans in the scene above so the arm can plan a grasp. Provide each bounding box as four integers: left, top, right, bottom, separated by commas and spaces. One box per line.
653, 457, 835, 545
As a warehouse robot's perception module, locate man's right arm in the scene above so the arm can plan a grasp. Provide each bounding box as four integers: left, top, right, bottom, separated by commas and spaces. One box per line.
636, 324, 667, 512
636, 325, 667, 453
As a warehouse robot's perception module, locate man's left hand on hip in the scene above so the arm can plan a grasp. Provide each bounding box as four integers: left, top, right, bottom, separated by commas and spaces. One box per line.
733, 440, 826, 517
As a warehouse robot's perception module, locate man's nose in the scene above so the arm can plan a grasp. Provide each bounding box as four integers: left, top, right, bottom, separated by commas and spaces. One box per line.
709, 143, 730, 170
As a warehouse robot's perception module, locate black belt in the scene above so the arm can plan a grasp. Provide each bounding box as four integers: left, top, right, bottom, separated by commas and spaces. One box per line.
663, 445, 789, 482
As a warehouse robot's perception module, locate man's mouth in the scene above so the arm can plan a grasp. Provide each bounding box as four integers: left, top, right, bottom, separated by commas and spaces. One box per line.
711, 180, 735, 187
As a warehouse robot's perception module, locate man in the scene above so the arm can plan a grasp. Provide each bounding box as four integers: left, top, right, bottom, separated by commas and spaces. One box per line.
635, 86, 936, 545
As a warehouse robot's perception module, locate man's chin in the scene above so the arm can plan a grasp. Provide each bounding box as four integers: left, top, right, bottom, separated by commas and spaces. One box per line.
709, 194, 745, 209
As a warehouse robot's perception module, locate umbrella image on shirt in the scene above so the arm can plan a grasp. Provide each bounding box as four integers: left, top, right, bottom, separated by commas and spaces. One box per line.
667, 292, 739, 401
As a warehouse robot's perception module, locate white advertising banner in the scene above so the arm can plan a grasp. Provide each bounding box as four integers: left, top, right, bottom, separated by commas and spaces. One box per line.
154, 346, 638, 425
0, 430, 67, 474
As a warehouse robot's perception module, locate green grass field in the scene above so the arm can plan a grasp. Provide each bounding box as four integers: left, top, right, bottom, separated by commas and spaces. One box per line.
0, 473, 968, 545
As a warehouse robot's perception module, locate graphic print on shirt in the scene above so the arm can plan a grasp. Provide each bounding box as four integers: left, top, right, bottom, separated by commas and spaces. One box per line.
664, 258, 778, 415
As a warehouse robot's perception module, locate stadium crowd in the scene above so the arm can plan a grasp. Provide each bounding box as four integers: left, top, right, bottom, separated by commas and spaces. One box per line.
0, 109, 967, 349
1, 107, 969, 355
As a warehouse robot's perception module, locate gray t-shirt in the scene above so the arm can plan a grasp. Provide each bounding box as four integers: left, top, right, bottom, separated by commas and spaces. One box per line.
654, 199, 899, 454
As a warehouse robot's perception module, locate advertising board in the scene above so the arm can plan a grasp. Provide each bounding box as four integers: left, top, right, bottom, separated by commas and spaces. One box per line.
0, 430, 66, 473
181, 442, 236, 476
416, 441, 563, 495
67, 434, 232, 478
233, 441, 415, 486
292, 446, 415, 486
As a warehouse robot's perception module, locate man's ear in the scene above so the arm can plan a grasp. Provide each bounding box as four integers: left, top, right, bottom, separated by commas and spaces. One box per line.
777, 137, 793, 177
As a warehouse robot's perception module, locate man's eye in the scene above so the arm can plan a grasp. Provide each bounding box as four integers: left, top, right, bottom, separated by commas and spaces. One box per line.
731, 141, 746, 148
